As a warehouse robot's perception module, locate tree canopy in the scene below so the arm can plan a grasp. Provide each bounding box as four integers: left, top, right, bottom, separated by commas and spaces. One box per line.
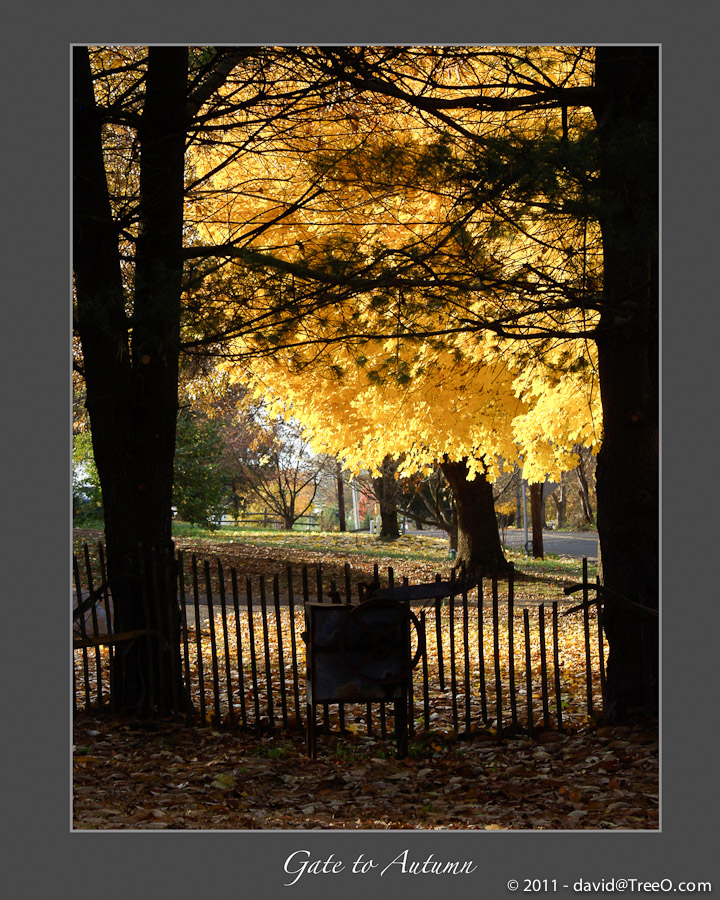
73, 44, 658, 720
177, 47, 604, 489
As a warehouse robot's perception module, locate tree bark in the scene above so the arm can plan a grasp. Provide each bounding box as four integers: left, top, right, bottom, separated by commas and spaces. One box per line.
449, 499, 458, 554
574, 447, 594, 525
529, 482, 545, 559
549, 473, 568, 530
592, 46, 659, 720
372, 456, 400, 539
440, 459, 509, 573
514, 470, 523, 528
336, 460, 347, 532
73, 47, 190, 714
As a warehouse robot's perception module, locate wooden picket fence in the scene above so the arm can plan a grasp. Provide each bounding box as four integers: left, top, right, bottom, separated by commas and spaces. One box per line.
73, 543, 606, 743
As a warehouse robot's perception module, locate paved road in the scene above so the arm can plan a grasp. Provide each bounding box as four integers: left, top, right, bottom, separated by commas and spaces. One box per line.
406, 527, 599, 560
499, 528, 599, 560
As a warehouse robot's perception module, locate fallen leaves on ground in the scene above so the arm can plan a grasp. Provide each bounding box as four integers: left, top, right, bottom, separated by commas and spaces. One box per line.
73, 712, 657, 831
73, 528, 641, 831
73, 527, 591, 607
74, 529, 608, 738
76, 589, 607, 733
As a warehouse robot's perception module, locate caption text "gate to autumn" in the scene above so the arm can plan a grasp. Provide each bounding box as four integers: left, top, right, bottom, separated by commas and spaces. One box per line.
283, 849, 477, 885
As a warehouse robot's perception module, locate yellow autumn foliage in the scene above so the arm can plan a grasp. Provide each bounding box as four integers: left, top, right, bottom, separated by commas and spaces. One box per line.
85, 47, 602, 484
195, 49, 603, 483
225, 308, 600, 485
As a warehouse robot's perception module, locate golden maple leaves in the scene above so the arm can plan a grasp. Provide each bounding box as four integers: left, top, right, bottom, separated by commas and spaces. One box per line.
200, 50, 601, 484
87, 46, 602, 485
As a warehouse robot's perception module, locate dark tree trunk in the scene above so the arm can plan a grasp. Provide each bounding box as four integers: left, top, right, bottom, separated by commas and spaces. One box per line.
577, 486, 593, 526
440, 459, 509, 573
549, 473, 568, 530
230, 477, 243, 524
449, 500, 458, 553
73, 47, 190, 714
373, 456, 400, 539
593, 46, 659, 720
336, 460, 347, 532
529, 482, 545, 559
575, 448, 594, 525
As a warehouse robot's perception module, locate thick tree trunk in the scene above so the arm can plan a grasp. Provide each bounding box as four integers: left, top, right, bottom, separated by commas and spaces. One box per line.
336, 461, 347, 532
230, 478, 243, 524
575, 449, 594, 525
549, 473, 568, 530
440, 459, 509, 573
529, 482, 544, 559
514, 471, 523, 528
449, 500, 458, 554
593, 47, 659, 720
73, 47, 190, 714
373, 456, 400, 539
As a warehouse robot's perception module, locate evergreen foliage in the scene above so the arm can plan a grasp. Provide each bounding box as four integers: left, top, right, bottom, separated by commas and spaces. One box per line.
172, 412, 230, 529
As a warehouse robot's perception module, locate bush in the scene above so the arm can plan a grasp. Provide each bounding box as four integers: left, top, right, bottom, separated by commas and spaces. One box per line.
173, 413, 230, 529
318, 505, 340, 531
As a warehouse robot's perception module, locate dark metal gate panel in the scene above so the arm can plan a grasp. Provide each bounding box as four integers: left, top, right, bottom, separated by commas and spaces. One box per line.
306, 602, 408, 704
305, 600, 419, 757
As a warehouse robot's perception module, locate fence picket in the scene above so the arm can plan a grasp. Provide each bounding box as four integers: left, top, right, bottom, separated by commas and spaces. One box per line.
492, 575, 502, 738
259, 576, 274, 727
245, 577, 261, 731
401, 575, 415, 738
73, 548, 606, 742
73, 554, 91, 709
82, 543, 103, 705
449, 570, 458, 732
539, 603, 550, 729
523, 608, 533, 735
273, 574, 288, 728
97, 543, 115, 709
217, 561, 235, 726
329, 577, 346, 732
231, 568, 247, 727
552, 601, 563, 732
421, 609, 430, 730
507, 564, 518, 730
177, 551, 192, 717
462, 581, 471, 734
582, 557, 594, 718
191, 555, 206, 723
477, 576, 487, 722
434, 574, 445, 691
596, 576, 607, 708
286, 565, 301, 726
203, 560, 221, 726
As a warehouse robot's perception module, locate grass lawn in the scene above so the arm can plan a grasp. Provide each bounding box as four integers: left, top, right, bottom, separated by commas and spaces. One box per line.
74, 522, 597, 606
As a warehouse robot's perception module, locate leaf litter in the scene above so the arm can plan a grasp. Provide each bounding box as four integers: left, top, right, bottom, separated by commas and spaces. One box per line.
73, 529, 656, 831
73, 713, 657, 831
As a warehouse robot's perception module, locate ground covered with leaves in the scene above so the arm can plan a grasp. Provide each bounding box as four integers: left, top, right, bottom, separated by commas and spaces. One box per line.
73, 713, 658, 831
73, 526, 595, 606
73, 527, 654, 831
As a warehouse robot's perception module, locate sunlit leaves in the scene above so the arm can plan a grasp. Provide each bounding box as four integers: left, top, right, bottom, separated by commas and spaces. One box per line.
83, 46, 603, 487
